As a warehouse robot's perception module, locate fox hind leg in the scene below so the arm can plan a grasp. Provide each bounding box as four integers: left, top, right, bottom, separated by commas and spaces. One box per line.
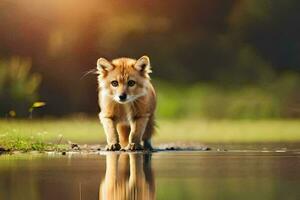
142, 115, 155, 151
143, 139, 153, 151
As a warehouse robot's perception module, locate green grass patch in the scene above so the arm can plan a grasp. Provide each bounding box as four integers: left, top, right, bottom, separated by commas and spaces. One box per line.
0, 118, 300, 152
0, 135, 67, 152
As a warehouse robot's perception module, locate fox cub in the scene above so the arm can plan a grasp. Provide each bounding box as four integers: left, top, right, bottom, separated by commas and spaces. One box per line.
97, 56, 156, 151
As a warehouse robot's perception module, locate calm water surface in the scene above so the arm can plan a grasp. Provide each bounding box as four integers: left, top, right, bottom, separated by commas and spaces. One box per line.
0, 145, 300, 200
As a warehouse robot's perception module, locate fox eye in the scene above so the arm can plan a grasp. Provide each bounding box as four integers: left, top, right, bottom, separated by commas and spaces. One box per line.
128, 80, 136, 87
111, 80, 118, 87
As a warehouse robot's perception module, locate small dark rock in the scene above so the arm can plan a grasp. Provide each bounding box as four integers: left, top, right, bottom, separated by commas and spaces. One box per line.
0, 147, 9, 153
62, 151, 66, 155
203, 147, 212, 151
97, 148, 101, 151
71, 143, 80, 150
166, 147, 176, 150
71, 143, 79, 149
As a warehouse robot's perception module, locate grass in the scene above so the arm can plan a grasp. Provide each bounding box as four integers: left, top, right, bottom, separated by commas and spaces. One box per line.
0, 136, 67, 152
0, 118, 300, 152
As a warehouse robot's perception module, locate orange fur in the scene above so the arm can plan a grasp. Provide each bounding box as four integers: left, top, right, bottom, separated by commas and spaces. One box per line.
97, 56, 156, 151
99, 153, 155, 199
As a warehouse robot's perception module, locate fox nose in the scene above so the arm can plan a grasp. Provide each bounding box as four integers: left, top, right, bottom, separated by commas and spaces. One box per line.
119, 93, 127, 101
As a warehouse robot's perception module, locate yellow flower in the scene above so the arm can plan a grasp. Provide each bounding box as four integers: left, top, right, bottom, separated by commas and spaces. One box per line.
9, 110, 16, 117
32, 102, 46, 108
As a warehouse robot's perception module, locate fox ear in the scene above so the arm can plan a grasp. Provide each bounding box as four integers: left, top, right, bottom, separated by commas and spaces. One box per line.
134, 56, 152, 77
97, 58, 113, 76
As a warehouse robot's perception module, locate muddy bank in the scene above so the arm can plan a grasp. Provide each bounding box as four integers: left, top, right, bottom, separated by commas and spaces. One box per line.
0, 143, 212, 155
66, 143, 211, 152
56, 143, 212, 155
2, 142, 298, 155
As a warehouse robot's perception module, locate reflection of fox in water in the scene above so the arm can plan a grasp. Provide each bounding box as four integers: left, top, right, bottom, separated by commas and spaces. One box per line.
99, 153, 155, 200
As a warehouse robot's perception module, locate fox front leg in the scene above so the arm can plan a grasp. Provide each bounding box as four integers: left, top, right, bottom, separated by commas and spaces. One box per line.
124, 117, 149, 151
99, 114, 121, 151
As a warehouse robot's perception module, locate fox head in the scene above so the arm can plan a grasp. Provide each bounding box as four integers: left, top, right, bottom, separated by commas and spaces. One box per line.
97, 56, 152, 104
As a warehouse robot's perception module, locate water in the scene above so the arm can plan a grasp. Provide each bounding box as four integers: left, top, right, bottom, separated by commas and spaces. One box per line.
0, 147, 300, 200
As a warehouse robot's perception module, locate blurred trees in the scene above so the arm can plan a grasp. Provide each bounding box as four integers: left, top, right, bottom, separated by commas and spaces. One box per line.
0, 0, 299, 118
0, 57, 41, 117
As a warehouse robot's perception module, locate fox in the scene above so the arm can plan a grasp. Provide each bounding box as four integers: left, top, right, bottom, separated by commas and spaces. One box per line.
96, 56, 156, 151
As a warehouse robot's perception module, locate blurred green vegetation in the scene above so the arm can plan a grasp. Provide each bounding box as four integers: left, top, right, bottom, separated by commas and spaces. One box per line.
0, 57, 42, 117
0, 0, 299, 118
155, 73, 300, 119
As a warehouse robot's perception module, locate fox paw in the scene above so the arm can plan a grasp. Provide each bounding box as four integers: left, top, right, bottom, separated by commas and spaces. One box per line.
105, 143, 121, 151
122, 143, 143, 151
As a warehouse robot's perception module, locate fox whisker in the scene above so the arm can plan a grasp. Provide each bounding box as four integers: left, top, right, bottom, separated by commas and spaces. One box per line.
80, 68, 98, 80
